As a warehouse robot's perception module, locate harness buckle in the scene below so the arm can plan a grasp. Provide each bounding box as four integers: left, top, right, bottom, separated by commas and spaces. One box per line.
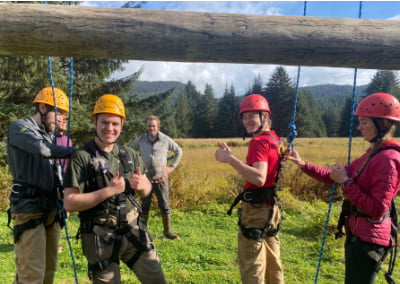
11, 184, 23, 194
11, 183, 41, 197
242, 191, 253, 202
99, 259, 110, 271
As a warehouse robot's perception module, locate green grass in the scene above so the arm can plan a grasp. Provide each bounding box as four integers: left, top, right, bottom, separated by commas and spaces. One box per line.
1, 195, 399, 283
1, 138, 399, 283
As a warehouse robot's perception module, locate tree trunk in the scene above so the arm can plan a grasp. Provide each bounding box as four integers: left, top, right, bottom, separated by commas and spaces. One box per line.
1, 3, 399, 69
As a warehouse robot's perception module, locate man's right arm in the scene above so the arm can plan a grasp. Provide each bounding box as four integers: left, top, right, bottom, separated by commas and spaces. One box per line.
64, 172, 126, 212
129, 137, 140, 150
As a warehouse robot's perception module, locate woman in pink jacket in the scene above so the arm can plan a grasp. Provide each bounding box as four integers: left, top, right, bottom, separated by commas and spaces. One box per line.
286, 92, 400, 284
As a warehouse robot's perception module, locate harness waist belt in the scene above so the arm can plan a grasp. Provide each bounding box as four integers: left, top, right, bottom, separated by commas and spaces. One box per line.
11, 183, 53, 198
227, 187, 277, 215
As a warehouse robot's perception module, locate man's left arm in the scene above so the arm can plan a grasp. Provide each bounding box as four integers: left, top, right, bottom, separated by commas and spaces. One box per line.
166, 139, 183, 174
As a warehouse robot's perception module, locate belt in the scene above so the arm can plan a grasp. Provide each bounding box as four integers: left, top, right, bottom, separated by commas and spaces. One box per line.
11, 183, 43, 197
151, 175, 167, 183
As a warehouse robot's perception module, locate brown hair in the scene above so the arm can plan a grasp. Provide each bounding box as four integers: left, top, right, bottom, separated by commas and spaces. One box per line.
146, 115, 160, 127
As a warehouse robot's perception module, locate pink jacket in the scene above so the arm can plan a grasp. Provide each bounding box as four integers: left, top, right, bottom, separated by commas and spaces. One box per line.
301, 140, 400, 246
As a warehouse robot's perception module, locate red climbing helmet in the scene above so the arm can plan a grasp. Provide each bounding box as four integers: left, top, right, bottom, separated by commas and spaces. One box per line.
239, 94, 271, 116
355, 92, 400, 122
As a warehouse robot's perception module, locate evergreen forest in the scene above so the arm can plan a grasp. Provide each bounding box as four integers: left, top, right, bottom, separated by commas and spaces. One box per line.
1, 52, 400, 168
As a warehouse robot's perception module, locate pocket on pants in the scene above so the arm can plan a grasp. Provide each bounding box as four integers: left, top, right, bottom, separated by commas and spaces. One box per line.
81, 231, 113, 264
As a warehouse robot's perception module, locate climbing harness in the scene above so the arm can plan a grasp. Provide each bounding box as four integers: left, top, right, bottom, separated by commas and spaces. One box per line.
80, 140, 143, 217
228, 132, 285, 241
7, 182, 59, 243
79, 140, 152, 277
335, 146, 399, 284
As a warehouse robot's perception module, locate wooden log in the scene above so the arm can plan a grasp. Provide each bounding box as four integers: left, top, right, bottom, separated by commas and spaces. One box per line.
0, 3, 400, 69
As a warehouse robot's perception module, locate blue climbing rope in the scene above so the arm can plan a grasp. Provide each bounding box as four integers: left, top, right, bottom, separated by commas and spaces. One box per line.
313, 2, 363, 283
287, 1, 307, 151
67, 57, 74, 147
47, 57, 59, 135
45, 1, 79, 281
47, 56, 79, 284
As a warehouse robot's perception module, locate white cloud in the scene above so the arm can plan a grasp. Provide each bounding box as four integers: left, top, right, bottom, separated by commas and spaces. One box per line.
111, 61, 378, 97
389, 15, 400, 20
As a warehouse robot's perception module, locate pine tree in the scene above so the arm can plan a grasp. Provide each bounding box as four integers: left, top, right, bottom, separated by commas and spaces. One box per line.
364, 70, 400, 98
214, 85, 241, 138
262, 66, 295, 137
337, 97, 359, 137
197, 84, 217, 138
295, 90, 326, 137
184, 81, 203, 137
322, 107, 342, 137
174, 90, 192, 138
245, 74, 263, 96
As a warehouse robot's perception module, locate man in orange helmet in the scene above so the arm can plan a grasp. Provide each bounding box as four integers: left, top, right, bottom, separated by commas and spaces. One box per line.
215, 94, 284, 284
7, 87, 75, 284
63, 94, 166, 283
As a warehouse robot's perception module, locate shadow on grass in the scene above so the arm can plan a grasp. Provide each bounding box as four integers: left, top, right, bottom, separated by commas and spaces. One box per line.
283, 221, 337, 242
0, 243, 13, 252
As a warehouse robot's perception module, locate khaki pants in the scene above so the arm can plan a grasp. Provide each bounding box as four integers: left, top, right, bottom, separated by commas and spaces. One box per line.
238, 202, 284, 284
13, 212, 60, 284
81, 211, 166, 284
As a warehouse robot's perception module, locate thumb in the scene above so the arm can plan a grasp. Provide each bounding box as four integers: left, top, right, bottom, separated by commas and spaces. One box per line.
223, 143, 231, 151
136, 167, 142, 175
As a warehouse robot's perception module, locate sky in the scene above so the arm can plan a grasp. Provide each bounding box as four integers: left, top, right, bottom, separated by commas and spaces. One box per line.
82, 1, 400, 97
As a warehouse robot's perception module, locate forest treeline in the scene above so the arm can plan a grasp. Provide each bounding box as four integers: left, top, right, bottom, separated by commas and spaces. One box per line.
2, 1, 400, 166
1, 54, 400, 169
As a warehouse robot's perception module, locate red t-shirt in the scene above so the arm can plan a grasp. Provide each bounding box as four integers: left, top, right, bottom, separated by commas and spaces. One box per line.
244, 130, 281, 189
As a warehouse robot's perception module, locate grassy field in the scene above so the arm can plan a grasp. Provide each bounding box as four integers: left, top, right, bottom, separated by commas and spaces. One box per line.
0, 137, 398, 283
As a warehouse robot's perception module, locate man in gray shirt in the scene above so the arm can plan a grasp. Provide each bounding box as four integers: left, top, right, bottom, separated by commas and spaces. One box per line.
130, 115, 183, 240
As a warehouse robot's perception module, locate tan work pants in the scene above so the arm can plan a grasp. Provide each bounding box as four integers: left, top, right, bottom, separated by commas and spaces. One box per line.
238, 202, 284, 284
81, 211, 166, 284
13, 212, 60, 284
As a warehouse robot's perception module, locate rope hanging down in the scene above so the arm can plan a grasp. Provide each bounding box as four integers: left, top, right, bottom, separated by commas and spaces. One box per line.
313, 2, 363, 283
286, 1, 307, 151
45, 1, 78, 280
47, 54, 79, 284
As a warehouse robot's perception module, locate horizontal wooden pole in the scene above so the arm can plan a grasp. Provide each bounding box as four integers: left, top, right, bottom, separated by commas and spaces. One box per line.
1, 3, 400, 69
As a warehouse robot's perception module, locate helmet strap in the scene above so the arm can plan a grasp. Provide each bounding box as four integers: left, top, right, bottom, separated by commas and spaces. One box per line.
94, 131, 118, 146
93, 116, 119, 146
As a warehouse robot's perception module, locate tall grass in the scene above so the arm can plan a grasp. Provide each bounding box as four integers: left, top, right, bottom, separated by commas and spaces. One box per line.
0, 137, 398, 283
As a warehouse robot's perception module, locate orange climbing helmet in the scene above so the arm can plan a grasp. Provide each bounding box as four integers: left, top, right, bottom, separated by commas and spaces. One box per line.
33, 87, 69, 113
355, 92, 400, 122
93, 94, 126, 120
239, 94, 271, 116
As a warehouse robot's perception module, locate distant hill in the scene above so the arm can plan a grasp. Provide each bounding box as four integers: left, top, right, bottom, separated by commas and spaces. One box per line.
130, 81, 368, 111
129, 81, 186, 99
301, 84, 367, 111
301, 84, 367, 99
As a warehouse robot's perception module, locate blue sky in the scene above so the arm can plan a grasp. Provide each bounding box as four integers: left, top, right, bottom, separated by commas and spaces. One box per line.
82, 1, 400, 96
